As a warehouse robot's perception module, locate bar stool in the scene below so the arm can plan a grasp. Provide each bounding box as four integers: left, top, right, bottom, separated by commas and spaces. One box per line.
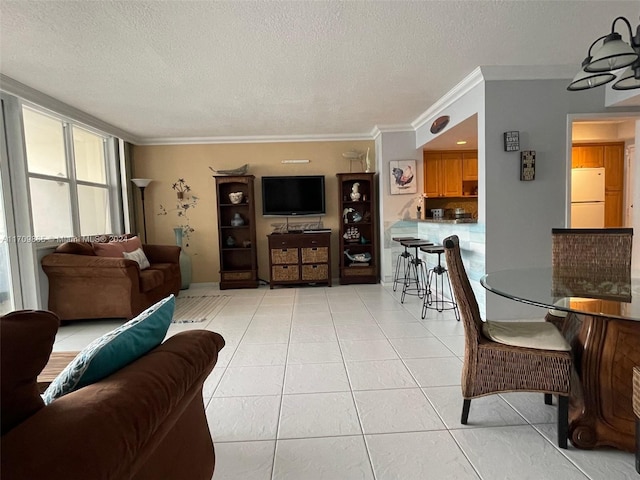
400, 239, 433, 303
420, 244, 460, 321
391, 236, 418, 292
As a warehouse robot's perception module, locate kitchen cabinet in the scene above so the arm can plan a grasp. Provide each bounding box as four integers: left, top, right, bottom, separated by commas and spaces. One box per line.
337, 172, 378, 284
572, 146, 604, 168
605, 191, 623, 227
462, 152, 478, 181
214, 175, 259, 289
267, 232, 331, 288
604, 144, 624, 190
423, 151, 462, 197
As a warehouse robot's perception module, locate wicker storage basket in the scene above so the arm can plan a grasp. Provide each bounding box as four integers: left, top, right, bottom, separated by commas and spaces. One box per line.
222, 271, 253, 281
272, 265, 300, 281
633, 366, 640, 419
271, 248, 298, 264
301, 264, 328, 281
301, 247, 328, 264
344, 265, 375, 276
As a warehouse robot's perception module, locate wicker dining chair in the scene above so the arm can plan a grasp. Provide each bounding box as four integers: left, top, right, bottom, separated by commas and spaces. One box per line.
443, 235, 573, 448
545, 228, 633, 331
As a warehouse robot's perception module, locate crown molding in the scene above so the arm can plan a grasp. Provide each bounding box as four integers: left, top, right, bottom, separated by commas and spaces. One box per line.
0, 74, 141, 143
370, 124, 414, 139
137, 132, 374, 145
412, 67, 484, 132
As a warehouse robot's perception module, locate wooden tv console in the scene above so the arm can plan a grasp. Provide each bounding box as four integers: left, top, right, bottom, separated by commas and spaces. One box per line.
267, 232, 331, 288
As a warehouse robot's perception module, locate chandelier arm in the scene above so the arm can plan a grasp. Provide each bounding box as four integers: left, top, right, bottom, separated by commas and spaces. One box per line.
611, 16, 634, 40
586, 34, 610, 58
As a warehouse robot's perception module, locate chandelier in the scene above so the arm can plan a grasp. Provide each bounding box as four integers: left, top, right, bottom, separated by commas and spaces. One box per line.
568, 15, 640, 91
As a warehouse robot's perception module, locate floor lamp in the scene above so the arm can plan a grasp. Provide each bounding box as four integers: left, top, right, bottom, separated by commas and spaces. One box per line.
131, 178, 152, 241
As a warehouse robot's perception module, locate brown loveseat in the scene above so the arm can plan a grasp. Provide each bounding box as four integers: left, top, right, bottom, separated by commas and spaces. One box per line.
1, 309, 225, 480
41, 238, 181, 321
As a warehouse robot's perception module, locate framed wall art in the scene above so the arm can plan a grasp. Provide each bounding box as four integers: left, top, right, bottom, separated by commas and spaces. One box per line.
520, 150, 535, 181
389, 160, 417, 195
503, 131, 520, 152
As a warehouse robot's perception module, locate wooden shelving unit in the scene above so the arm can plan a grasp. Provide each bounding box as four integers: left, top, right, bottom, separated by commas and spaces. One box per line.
214, 175, 258, 289
337, 172, 379, 284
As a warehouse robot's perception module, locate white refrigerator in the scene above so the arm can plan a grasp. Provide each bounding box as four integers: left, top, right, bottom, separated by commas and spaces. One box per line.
571, 167, 605, 228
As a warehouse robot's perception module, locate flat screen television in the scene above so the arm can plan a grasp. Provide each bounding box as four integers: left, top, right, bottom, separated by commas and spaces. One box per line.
262, 175, 326, 216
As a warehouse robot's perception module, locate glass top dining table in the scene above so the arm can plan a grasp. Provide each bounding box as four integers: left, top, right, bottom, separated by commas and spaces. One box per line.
481, 266, 640, 322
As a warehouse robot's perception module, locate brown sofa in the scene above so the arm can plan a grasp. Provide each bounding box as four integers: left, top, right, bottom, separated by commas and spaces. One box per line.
42, 239, 181, 321
1, 309, 225, 480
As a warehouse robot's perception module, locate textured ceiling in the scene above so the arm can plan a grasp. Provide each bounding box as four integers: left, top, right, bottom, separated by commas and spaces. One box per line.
1, 1, 639, 143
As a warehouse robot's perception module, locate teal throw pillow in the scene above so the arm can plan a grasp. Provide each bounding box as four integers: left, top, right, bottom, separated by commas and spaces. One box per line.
42, 295, 175, 404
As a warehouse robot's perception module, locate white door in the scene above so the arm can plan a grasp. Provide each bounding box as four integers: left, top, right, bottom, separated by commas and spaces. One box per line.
571, 202, 605, 228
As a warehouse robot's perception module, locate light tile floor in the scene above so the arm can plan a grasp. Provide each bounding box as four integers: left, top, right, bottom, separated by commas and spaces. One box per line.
52, 283, 637, 480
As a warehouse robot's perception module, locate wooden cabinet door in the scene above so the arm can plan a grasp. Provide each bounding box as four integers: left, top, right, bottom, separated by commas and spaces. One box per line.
605, 190, 623, 227
572, 145, 604, 168
462, 152, 478, 181
441, 153, 462, 197
423, 152, 441, 197
604, 144, 624, 191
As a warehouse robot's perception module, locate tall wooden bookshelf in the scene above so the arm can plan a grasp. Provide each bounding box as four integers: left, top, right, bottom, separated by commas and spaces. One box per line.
336, 172, 379, 284
214, 175, 258, 289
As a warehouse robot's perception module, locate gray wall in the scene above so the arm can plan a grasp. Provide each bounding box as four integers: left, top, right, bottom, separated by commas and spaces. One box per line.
483, 79, 626, 319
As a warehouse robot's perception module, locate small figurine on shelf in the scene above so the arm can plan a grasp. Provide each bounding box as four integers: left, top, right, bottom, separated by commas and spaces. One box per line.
226, 235, 236, 247
231, 212, 244, 226
343, 226, 360, 243
350, 182, 361, 201
343, 207, 355, 224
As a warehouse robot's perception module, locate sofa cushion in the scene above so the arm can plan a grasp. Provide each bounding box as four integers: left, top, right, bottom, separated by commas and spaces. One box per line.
123, 247, 150, 270
0, 310, 59, 434
93, 241, 126, 257
42, 295, 175, 404
55, 241, 95, 255
121, 236, 143, 253
140, 268, 164, 292
93, 236, 143, 258
149, 262, 180, 281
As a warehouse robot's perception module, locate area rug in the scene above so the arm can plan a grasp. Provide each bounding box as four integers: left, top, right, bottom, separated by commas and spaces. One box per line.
172, 295, 230, 323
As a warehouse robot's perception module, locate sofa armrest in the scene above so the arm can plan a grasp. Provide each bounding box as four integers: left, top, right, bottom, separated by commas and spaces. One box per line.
0, 330, 225, 480
143, 244, 181, 264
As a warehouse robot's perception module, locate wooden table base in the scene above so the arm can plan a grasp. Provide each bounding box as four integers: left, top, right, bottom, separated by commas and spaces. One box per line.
564, 313, 640, 452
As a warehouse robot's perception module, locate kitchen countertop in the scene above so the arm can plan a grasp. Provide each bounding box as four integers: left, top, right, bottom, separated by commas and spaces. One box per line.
410, 218, 478, 224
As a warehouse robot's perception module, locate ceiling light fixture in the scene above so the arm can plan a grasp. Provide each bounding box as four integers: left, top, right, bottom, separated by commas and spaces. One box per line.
568, 15, 640, 91
456, 140, 467, 145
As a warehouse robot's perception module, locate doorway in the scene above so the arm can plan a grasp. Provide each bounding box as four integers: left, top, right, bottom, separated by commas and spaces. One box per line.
570, 116, 639, 230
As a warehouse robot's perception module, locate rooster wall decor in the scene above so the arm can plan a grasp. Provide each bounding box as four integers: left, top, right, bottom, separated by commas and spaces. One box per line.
389, 160, 417, 195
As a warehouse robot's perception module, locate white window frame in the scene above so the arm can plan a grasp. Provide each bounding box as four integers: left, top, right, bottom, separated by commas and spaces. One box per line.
1, 93, 125, 308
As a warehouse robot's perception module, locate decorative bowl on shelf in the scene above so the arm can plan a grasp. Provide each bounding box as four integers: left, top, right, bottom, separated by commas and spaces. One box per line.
344, 250, 371, 263
228, 192, 243, 204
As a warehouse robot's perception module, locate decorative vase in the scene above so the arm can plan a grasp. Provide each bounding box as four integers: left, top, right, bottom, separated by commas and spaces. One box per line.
226, 235, 236, 247
173, 227, 192, 290
228, 191, 243, 204
230, 212, 244, 226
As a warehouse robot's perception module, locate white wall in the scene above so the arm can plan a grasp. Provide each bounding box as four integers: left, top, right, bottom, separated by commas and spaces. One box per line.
483, 79, 625, 319
376, 130, 421, 283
